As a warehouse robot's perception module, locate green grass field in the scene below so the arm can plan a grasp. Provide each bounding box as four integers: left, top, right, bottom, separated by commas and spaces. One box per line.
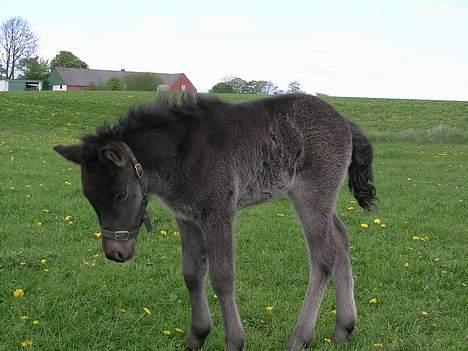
0, 91, 467, 350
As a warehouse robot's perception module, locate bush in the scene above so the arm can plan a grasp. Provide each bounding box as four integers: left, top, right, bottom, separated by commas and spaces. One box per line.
123, 73, 162, 91
105, 77, 122, 91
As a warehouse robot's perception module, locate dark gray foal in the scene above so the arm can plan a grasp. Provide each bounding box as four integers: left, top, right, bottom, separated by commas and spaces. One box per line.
54, 94, 376, 350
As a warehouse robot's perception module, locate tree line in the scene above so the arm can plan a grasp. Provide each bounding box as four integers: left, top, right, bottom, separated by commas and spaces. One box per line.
0, 17, 88, 87
210, 76, 304, 94
0, 16, 163, 91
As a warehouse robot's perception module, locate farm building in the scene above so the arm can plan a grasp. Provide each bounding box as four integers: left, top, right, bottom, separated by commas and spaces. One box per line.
0, 79, 43, 92
48, 67, 197, 93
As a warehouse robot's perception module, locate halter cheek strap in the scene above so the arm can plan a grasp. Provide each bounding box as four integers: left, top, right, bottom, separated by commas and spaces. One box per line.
101, 143, 153, 241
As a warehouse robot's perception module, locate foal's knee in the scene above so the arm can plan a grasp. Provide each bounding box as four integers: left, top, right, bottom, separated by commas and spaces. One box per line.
183, 257, 207, 290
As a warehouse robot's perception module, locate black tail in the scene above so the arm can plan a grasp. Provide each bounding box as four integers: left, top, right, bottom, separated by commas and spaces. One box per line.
347, 121, 377, 210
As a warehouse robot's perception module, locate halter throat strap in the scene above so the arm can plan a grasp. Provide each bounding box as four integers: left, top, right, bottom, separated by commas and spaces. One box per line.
101, 143, 153, 241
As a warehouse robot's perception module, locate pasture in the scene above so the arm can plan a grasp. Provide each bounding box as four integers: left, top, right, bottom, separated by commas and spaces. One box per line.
0, 91, 467, 350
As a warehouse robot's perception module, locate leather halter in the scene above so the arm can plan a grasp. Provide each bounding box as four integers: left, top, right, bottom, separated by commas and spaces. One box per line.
100, 143, 153, 241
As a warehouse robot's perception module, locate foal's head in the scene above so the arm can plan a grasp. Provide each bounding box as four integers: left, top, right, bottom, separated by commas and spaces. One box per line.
54, 140, 148, 263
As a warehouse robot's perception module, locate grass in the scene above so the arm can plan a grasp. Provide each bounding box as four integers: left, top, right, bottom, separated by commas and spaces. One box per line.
0, 91, 467, 350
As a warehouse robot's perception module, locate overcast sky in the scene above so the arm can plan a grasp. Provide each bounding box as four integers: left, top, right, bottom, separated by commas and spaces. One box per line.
3, 0, 468, 100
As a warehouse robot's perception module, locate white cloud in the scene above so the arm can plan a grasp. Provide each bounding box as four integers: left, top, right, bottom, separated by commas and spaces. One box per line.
196, 17, 254, 33
418, 4, 468, 18
34, 17, 468, 101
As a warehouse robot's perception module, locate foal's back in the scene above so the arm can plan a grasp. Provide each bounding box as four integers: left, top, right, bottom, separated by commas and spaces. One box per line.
204, 94, 353, 208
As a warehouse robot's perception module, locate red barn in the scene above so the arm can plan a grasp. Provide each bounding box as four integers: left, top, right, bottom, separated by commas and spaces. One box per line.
49, 67, 197, 93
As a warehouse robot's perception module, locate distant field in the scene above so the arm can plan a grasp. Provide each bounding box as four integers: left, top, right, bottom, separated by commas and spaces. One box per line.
0, 91, 467, 350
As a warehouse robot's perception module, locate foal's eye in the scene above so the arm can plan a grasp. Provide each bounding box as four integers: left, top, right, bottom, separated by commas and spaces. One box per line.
114, 191, 128, 202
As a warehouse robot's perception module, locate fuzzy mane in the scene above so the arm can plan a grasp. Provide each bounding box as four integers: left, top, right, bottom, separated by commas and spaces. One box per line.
81, 94, 227, 146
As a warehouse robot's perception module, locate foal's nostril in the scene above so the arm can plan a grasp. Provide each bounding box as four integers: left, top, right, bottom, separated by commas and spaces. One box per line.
105, 250, 126, 263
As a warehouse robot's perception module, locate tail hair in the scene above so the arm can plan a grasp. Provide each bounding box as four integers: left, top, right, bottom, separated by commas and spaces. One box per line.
347, 121, 377, 210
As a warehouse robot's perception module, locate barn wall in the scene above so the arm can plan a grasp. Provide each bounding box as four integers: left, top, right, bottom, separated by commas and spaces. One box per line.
67, 85, 87, 91
0, 80, 8, 91
53, 85, 67, 91
170, 74, 197, 93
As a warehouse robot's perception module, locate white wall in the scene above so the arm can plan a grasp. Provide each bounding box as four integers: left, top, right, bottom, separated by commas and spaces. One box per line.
0, 80, 9, 91
52, 84, 67, 91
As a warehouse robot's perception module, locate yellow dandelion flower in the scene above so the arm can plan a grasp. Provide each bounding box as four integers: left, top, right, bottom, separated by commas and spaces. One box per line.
40, 259, 47, 264
347, 206, 354, 211
143, 307, 151, 315
163, 330, 172, 336
266, 306, 273, 313
175, 327, 184, 333
404, 262, 410, 267
43, 269, 49, 272
421, 311, 428, 316
36, 221, 43, 226
42, 209, 50, 213
373, 342, 384, 348
434, 258, 440, 262
373, 218, 381, 225
160, 230, 168, 237
19, 341, 33, 348
64, 181, 72, 186
369, 297, 378, 304
213, 294, 218, 299
20, 315, 29, 320
323, 337, 332, 344
94, 231, 102, 238
32, 320, 39, 325
380, 224, 386, 228
277, 213, 285, 217
331, 309, 337, 315
20, 262, 27, 266
361, 223, 369, 229
13, 289, 25, 298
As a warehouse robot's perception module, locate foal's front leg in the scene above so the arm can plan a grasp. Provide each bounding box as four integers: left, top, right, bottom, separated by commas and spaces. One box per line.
178, 219, 213, 350
201, 212, 245, 351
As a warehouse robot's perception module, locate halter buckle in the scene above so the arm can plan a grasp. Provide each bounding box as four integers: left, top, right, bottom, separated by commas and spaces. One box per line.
134, 163, 144, 178
114, 231, 130, 241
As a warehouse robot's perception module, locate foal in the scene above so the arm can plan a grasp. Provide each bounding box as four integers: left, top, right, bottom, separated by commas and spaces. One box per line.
54, 93, 376, 350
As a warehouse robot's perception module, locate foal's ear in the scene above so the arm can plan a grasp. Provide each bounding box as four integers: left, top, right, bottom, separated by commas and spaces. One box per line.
53, 144, 83, 164
99, 143, 127, 168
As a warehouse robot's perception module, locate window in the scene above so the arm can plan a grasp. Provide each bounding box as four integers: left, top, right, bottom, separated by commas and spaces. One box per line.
181, 84, 186, 91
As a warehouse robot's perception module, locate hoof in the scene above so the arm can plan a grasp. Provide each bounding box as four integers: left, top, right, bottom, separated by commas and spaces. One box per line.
185, 334, 208, 350
332, 323, 355, 342
286, 337, 310, 351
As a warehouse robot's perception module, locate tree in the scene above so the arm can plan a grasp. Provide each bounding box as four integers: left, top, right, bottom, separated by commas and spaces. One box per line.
210, 82, 234, 93
19, 56, 50, 89
264, 81, 278, 95
287, 81, 304, 93
229, 77, 247, 93
0, 17, 38, 79
50, 51, 88, 69
20, 56, 49, 80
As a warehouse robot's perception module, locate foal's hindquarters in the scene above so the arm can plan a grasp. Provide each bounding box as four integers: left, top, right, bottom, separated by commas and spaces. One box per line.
285, 123, 356, 350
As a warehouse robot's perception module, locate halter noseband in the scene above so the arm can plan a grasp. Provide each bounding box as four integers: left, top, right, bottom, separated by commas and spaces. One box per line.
100, 143, 153, 241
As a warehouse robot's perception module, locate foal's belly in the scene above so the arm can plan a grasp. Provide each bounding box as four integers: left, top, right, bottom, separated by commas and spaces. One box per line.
236, 171, 295, 208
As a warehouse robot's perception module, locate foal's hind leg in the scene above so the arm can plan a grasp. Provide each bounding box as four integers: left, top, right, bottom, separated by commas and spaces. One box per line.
332, 214, 357, 342
177, 219, 213, 350
286, 185, 337, 351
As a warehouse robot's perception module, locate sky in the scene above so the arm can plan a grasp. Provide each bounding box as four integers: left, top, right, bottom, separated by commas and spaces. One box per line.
2, 0, 468, 100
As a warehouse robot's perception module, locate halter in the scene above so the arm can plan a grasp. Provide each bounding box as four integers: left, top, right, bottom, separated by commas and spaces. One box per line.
100, 143, 153, 241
